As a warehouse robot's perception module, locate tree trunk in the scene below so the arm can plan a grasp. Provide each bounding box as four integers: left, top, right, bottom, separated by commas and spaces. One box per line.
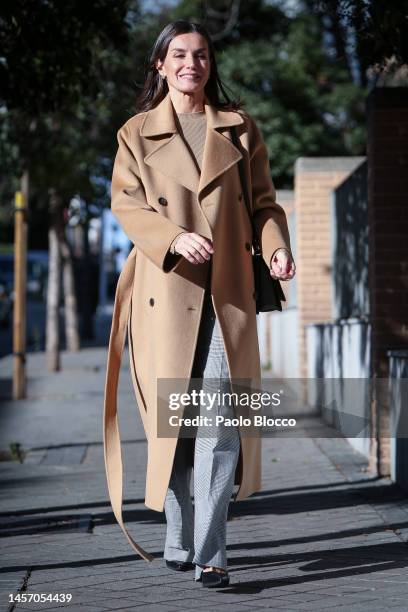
60, 238, 80, 351
81, 206, 94, 339
46, 221, 61, 371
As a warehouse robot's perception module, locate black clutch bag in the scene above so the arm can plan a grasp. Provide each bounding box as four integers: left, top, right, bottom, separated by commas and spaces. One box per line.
230, 126, 286, 315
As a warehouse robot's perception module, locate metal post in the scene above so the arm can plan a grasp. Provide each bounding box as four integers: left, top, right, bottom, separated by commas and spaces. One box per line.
13, 172, 29, 399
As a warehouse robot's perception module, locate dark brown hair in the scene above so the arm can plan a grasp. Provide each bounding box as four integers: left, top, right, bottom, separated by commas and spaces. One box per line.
135, 20, 244, 114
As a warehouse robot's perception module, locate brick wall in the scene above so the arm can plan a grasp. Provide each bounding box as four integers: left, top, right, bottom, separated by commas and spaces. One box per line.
294, 158, 366, 378
367, 88, 408, 475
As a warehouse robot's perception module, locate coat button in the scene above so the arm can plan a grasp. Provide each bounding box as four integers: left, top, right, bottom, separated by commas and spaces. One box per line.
149, 298, 154, 306
245, 242, 251, 251
158, 196, 167, 206
238, 192, 243, 201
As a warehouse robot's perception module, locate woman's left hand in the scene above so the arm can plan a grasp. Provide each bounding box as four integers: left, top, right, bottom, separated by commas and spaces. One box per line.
269, 248, 296, 281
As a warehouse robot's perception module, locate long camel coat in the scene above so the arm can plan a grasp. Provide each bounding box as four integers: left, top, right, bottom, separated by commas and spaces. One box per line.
103, 90, 292, 562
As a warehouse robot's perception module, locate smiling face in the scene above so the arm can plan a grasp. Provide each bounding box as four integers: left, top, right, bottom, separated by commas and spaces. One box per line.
155, 32, 211, 96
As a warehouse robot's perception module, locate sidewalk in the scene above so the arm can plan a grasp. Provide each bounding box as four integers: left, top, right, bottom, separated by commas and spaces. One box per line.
1, 347, 408, 611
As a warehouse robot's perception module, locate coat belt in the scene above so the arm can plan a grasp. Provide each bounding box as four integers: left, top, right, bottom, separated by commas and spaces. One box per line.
103, 246, 155, 562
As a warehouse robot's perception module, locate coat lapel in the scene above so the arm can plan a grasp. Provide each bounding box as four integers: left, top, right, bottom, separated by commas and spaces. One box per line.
140, 91, 244, 200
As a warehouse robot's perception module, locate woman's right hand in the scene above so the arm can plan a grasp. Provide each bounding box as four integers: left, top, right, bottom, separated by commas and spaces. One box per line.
174, 232, 214, 265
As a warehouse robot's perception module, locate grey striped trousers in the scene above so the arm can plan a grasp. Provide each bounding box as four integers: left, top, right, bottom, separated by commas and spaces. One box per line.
163, 291, 240, 581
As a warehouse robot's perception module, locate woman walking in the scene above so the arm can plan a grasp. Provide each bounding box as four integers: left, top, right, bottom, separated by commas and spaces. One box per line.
103, 19, 295, 588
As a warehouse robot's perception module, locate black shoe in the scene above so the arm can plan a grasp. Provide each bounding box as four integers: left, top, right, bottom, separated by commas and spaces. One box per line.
165, 560, 195, 572
201, 569, 230, 588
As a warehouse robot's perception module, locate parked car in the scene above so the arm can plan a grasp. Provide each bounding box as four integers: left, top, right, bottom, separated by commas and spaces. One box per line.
0, 281, 12, 328
26, 251, 49, 301
0, 255, 13, 297
0, 251, 49, 327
